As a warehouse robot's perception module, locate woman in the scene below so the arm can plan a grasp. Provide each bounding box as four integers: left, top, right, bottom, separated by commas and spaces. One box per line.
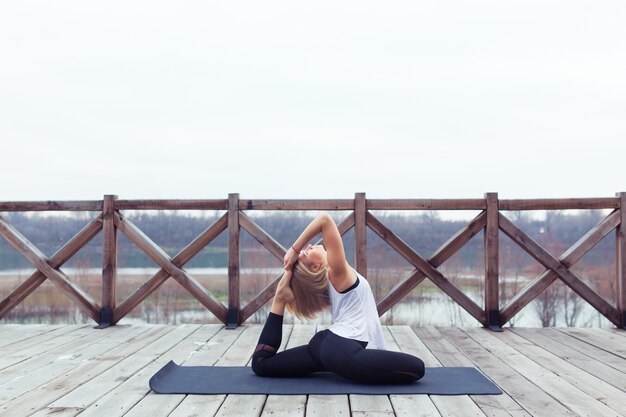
251, 213, 425, 384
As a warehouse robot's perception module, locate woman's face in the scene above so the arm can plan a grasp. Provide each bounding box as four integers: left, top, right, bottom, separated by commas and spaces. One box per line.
298, 244, 327, 271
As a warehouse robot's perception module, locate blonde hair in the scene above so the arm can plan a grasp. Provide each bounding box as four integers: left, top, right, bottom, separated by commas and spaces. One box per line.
287, 261, 331, 320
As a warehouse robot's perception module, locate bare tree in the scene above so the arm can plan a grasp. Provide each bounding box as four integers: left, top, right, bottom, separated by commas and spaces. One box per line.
561, 286, 583, 326
534, 283, 559, 326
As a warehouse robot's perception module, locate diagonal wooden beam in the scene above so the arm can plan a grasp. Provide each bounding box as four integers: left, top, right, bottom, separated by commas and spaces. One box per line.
338, 213, 356, 235
367, 211, 486, 324
376, 211, 487, 316
239, 212, 286, 261
239, 272, 284, 323
0, 215, 103, 319
240, 213, 356, 323
113, 212, 228, 324
240, 212, 357, 265
560, 210, 621, 262
501, 210, 620, 324
113, 213, 228, 323
429, 211, 488, 266
376, 269, 427, 316
0, 216, 101, 322
499, 213, 621, 326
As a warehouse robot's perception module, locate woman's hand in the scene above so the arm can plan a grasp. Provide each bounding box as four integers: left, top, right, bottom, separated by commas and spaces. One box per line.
283, 246, 299, 270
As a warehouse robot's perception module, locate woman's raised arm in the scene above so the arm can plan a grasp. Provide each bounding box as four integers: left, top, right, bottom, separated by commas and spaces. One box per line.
283, 213, 352, 287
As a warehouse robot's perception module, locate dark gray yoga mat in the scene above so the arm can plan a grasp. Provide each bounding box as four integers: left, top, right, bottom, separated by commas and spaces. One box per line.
149, 361, 502, 395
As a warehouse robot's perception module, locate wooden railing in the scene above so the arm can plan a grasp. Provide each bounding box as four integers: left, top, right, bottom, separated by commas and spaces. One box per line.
0, 193, 624, 329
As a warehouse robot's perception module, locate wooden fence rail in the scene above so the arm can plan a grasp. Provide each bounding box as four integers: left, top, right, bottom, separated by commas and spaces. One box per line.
0, 193, 625, 329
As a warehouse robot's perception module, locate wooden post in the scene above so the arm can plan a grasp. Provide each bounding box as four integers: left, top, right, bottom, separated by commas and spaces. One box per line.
97, 194, 117, 328
227, 193, 241, 329
618, 192, 626, 329
484, 192, 501, 330
355, 192, 367, 277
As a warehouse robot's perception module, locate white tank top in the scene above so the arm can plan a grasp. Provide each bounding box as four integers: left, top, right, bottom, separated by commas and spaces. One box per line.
327, 270, 387, 350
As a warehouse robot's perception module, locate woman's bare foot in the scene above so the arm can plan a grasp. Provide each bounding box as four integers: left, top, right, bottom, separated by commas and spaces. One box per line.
271, 269, 294, 314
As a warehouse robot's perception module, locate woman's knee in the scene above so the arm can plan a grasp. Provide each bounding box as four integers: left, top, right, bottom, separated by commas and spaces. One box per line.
417, 357, 425, 375
391, 354, 425, 382
407, 356, 425, 381
353, 350, 425, 383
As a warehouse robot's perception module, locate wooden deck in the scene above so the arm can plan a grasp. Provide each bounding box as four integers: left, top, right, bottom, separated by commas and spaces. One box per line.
0, 324, 625, 417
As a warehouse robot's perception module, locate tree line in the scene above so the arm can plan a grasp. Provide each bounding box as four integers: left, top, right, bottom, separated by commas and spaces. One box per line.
0, 210, 613, 272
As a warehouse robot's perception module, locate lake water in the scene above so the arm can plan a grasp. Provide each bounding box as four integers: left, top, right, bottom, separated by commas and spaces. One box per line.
0, 267, 613, 327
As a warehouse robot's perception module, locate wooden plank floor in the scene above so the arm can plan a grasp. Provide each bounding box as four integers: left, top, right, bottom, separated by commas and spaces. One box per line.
1, 324, 625, 417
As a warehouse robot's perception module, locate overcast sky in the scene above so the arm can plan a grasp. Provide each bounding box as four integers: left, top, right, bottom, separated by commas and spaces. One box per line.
1, 1, 625, 202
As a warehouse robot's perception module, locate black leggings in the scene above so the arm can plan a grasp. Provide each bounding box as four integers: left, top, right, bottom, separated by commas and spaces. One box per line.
252, 313, 425, 384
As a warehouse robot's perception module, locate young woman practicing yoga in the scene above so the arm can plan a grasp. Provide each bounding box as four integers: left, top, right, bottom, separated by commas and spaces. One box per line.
252, 213, 425, 384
